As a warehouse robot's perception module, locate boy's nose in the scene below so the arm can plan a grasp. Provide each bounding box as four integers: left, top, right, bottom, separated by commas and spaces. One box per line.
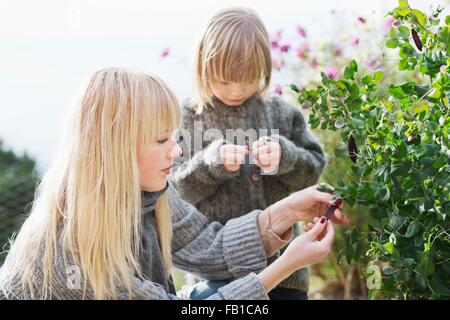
171, 143, 183, 159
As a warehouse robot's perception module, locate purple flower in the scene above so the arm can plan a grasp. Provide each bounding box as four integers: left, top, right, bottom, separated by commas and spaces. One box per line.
440, 65, 447, 73
279, 44, 291, 53
358, 16, 367, 24
324, 66, 338, 80
296, 25, 307, 37
161, 47, 170, 58
296, 43, 309, 59
384, 16, 395, 32
351, 37, 360, 46
274, 84, 283, 95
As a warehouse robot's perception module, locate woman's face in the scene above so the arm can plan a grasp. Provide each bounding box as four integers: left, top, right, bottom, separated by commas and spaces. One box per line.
137, 132, 182, 192
210, 80, 260, 106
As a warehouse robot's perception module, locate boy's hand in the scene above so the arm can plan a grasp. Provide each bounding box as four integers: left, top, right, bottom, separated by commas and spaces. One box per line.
251, 137, 281, 174
219, 144, 249, 172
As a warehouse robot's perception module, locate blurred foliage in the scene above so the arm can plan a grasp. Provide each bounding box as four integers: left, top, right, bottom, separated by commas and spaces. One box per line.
0, 140, 38, 265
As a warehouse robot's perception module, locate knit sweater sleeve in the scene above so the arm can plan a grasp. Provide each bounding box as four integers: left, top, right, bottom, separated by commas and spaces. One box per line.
169, 103, 239, 205
269, 97, 327, 190
20, 255, 268, 300
169, 184, 268, 281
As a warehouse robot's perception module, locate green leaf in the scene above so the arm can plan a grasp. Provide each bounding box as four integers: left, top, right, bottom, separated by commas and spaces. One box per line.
405, 221, 420, 238
398, 26, 410, 36
388, 215, 404, 231
446, 15, 450, 26
383, 242, 395, 255
386, 39, 399, 48
350, 117, 365, 129
290, 84, 300, 93
344, 60, 358, 80
309, 114, 320, 129
373, 71, 384, 82
412, 9, 427, 27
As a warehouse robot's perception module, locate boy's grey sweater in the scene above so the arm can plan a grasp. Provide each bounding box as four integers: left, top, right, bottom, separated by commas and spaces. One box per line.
170, 94, 326, 292
0, 183, 269, 300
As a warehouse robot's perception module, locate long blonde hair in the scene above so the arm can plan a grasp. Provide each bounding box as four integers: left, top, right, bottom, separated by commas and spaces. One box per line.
0, 68, 180, 299
192, 7, 272, 113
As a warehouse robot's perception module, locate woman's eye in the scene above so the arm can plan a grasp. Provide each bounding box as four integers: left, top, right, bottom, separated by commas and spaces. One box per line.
157, 138, 168, 144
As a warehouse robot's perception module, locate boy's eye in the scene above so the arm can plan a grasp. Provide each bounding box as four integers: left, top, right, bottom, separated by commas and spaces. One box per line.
157, 138, 168, 144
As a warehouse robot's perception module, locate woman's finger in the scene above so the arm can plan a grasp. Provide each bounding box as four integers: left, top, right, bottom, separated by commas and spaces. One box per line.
330, 208, 351, 225
320, 220, 336, 247
304, 216, 328, 241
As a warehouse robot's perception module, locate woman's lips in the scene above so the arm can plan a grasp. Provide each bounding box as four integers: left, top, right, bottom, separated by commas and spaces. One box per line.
161, 165, 173, 174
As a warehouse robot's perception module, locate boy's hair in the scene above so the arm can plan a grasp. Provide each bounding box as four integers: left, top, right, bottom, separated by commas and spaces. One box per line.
192, 7, 272, 113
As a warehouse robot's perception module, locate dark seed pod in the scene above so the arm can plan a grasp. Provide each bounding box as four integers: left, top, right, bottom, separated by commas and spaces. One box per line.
348, 134, 358, 163
411, 29, 423, 51
325, 204, 339, 220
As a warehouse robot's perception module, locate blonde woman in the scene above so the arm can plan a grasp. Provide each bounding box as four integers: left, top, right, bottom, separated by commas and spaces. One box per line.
170, 7, 328, 299
0, 68, 348, 300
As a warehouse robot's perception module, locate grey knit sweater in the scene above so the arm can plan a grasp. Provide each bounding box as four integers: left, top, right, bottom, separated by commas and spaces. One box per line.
0, 183, 269, 300
170, 94, 326, 292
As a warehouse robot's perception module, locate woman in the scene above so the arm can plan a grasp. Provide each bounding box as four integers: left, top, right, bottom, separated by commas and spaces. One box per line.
0, 68, 348, 299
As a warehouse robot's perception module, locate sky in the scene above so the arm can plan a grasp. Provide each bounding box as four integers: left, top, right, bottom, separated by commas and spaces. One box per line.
0, 0, 447, 170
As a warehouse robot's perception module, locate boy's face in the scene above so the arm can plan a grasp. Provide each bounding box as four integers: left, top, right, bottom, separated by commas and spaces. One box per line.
210, 80, 259, 106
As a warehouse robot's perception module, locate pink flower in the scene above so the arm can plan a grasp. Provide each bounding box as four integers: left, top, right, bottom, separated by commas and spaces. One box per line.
440, 65, 447, 73
334, 45, 343, 57
296, 25, 307, 37
161, 47, 170, 58
279, 44, 291, 53
384, 16, 395, 32
271, 40, 279, 50
351, 37, 360, 46
358, 16, 367, 24
296, 43, 309, 59
274, 84, 283, 95
324, 66, 338, 80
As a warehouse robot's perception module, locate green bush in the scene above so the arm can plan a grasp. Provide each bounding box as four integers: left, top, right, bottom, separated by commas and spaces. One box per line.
0, 140, 38, 265
294, 0, 450, 299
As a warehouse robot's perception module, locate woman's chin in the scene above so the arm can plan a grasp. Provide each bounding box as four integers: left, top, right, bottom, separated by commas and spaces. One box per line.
143, 178, 167, 192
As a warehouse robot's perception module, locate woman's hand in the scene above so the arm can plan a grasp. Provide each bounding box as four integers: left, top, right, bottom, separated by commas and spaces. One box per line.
257, 217, 335, 293
275, 184, 350, 225
282, 216, 335, 271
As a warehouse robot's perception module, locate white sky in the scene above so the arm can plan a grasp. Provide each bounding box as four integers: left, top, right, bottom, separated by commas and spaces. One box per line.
0, 0, 447, 169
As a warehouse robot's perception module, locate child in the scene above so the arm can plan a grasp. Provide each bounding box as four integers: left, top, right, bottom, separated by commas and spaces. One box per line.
0, 68, 346, 300
170, 7, 327, 300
